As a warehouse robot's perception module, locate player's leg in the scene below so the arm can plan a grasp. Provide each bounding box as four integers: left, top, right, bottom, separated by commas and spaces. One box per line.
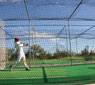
10, 56, 21, 71
22, 55, 30, 71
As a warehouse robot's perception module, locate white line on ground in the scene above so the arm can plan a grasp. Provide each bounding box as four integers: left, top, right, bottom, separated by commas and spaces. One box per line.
0, 76, 67, 80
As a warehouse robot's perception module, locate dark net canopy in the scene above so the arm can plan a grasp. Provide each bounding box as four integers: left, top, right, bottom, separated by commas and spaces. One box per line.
0, 0, 95, 21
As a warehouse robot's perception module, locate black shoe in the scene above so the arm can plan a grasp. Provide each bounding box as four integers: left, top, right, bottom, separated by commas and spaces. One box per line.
26, 68, 30, 71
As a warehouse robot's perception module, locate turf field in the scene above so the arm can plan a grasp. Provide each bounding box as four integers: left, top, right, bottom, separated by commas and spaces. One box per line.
1, 64, 95, 85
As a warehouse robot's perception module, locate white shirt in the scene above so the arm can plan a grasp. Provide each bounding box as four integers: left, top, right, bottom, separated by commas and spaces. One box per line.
15, 41, 25, 57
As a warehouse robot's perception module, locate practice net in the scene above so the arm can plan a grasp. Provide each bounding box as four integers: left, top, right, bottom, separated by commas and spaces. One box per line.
0, 19, 7, 70
0, 0, 95, 84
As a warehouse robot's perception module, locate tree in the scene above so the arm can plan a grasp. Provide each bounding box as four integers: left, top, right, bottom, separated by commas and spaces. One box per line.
53, 50, 70, 59
45, 52, 52, 59
81, 46, 89, 56
80, 46, 92, 61
26, 44, 48, 59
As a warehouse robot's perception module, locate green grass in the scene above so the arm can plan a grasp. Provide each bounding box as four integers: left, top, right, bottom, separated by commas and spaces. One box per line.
1, 64, 95, 84
0, 67, 66, 79
0, 68, 43, 78
7, 59, 95, 66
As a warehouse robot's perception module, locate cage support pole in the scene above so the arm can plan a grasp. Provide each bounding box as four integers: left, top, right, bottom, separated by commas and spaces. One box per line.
24, 0, 31, 67
56, 37, 58, 61
56, 26, 65, 60
76, 38, 78, 54
32, 25, 35, 62
29, 21, 31, 67
65, 25, 69, 60
67, 20, 72, 65
67, 0, 83, 65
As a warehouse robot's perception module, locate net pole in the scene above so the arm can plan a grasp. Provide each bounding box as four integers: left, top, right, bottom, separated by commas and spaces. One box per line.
67, 0, 83, 65
32, 25, 35, 62
29, 21, 31, 67
33, 25, 37, 62
24, 0, 31, 67
68, 20, 72, 65
65, 25, 69, 60
56, 37, 58, 61
76, 38, 78, 54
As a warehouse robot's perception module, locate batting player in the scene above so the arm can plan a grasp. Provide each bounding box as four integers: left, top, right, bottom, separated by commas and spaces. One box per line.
10, 37, 30, 71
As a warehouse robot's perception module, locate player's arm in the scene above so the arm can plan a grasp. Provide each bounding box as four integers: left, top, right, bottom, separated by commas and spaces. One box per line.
21, 42, 28, 47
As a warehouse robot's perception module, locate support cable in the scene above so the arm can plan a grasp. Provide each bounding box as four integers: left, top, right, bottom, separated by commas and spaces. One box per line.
75, 26, 95, 38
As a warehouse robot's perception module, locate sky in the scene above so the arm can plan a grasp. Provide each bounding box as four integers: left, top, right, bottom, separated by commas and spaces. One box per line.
0, 0, 95, 54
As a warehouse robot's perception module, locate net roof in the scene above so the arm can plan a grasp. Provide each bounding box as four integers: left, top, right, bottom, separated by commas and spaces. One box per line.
1, 0, 95, 42
0, 0, 95, 21
0, 0, 95, 52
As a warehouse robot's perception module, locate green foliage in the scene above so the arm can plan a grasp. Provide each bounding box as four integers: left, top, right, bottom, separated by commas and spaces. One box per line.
26, 44, 72, 60
79, 46, 95, 61
8, 44, 95, 61
26, 44, 52, 59
53, 50, 70, 59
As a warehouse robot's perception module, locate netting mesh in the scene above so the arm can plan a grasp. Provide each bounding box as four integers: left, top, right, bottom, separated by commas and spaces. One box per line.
0, 0, 95, 20
0, 19, 6, 70
1, 0, 95, 84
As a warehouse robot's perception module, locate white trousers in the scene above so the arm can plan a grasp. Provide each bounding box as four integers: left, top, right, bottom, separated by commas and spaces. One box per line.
11, 52, 28, 68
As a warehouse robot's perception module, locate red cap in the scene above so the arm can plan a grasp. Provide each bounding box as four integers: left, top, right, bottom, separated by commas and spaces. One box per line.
15, 37, 19, 40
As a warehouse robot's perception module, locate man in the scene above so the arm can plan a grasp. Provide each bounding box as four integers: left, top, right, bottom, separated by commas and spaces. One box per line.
10, 37, 30, 71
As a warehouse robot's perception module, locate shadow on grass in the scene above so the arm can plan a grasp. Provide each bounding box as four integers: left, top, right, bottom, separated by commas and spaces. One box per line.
0, 75, 95, 84
88, 67, 95, 69
0, 70, 10, 71
47, 75, 95, 85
